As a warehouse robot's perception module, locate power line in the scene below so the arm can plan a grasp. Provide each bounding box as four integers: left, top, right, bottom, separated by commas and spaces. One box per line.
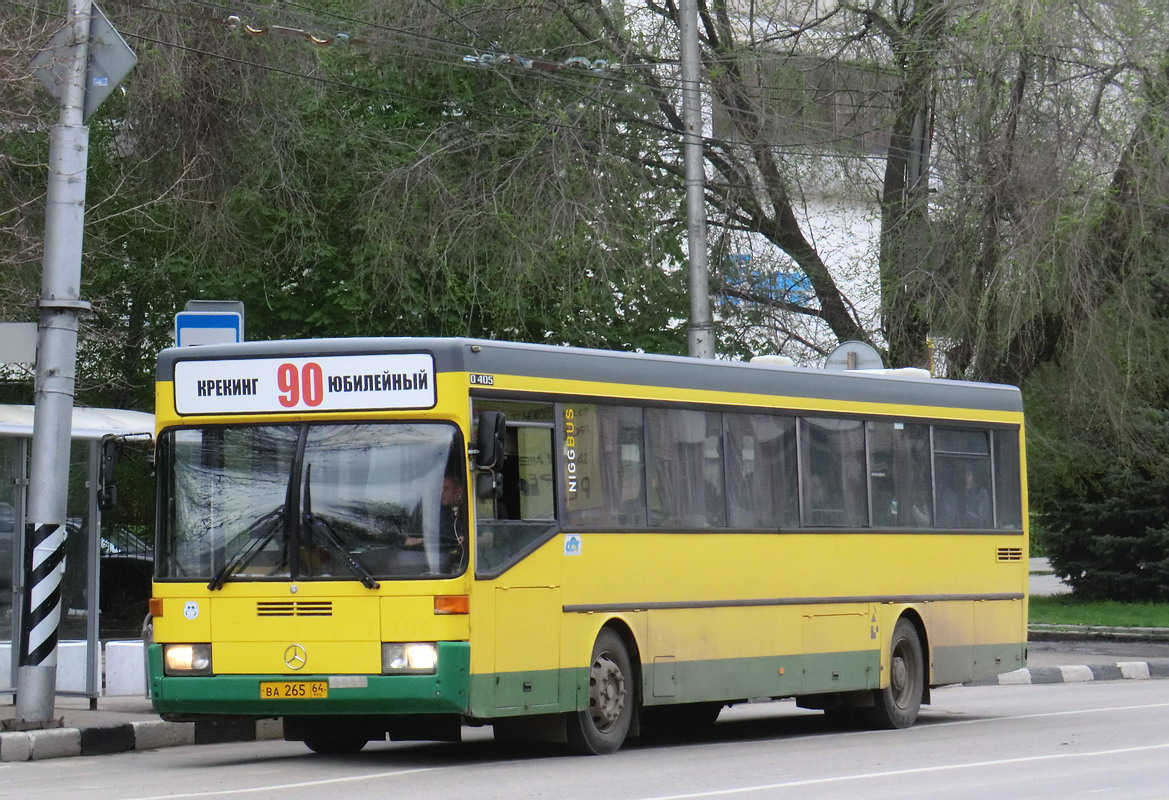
104, 0, 907, 151
20, 0, 1116, 124
117, 28, 420, 99
415, 0, 497, 53
7, 0, 908, 161
102, 23, 693, 149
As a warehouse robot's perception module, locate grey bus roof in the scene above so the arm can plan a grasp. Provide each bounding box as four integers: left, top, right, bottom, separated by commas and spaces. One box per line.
157, 338, 1022, 414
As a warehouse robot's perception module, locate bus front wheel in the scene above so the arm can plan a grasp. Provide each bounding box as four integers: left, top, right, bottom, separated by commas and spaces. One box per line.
868, 617, 924, 729
567, 628, 635, 755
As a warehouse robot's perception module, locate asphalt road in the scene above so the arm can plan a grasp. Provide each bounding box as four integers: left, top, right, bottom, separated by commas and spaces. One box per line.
5, 678, 1169, 800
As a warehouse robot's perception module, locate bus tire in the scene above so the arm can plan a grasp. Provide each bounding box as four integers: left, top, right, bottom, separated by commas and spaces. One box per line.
566, 628, 635, 755
867, 617, 924, 730
303, 735, 368, 755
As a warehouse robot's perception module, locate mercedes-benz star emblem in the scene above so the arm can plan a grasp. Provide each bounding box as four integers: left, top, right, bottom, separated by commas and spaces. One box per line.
284, 643, 308, 671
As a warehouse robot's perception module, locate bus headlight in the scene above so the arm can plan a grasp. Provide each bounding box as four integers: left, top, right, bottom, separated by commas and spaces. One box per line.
163, 643, 213, 675
381, 643, 438, 674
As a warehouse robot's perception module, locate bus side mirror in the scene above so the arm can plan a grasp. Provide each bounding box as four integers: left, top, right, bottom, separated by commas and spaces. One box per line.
98, 434, 122, 511
476, 471, 503, 501
474, 411, 506, 471
97, 432, 153, 512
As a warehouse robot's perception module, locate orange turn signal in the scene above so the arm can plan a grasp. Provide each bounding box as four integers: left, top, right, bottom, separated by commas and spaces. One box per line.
434, 595, 469, 615
149, 597, 165, 617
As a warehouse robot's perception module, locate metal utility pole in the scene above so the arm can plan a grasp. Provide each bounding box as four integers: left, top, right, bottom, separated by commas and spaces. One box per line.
10, 0, 135, 728
14, 0, 94, 727
680, 0, 714, 359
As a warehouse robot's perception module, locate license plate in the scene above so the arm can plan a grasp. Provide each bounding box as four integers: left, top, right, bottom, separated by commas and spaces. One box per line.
259, 681, 328, 699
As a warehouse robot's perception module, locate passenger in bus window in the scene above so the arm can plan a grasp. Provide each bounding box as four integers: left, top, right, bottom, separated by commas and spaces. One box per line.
939, 465, 991, 528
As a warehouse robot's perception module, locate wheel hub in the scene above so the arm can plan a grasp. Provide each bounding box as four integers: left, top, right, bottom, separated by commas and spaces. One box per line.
589, 652, 626, 730
891, 654, 908, 692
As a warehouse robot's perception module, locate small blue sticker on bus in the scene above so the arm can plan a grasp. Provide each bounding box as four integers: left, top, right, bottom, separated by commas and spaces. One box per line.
564, 534, 582, 556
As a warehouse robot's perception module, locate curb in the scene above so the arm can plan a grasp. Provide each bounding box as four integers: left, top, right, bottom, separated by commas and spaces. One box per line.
0, 717, 282, 762
971, 659, 1169, 686
1029, 625, 1169, 643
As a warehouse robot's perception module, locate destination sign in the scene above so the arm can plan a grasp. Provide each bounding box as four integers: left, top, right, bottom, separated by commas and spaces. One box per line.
173, 353, 436, 415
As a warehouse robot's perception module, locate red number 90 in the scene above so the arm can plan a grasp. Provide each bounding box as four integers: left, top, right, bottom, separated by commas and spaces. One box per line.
277, 362, 325, 408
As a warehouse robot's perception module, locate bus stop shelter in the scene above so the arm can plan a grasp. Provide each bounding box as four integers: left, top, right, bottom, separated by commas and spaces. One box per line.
0, 405, 154, 701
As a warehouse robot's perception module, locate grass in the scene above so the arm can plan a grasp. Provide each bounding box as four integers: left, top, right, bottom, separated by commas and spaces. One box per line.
1030, 594, 1169, 628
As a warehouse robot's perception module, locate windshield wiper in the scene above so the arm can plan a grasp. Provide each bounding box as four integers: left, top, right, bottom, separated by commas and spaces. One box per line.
302, 464, 380, 589
304, 514, 380, 589
207, 506, 284, 590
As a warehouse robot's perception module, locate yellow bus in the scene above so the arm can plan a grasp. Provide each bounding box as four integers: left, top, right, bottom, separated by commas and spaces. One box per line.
148, 337, 1027, 754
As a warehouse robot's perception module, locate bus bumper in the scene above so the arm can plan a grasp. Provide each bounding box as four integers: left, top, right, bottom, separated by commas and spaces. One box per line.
148, 641, 471, 717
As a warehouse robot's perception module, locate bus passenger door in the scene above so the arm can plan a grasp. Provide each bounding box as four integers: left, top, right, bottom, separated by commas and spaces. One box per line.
478, 412, 563, 711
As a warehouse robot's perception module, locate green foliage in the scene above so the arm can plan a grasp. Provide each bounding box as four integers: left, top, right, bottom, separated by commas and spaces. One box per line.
1021, 54, 1169, 600
1040, 465, 1169, 601
0, 0, 689, 415
1029, 595, 1169, 628
1030, 348, 1169, 600
10, 1, 1169, 598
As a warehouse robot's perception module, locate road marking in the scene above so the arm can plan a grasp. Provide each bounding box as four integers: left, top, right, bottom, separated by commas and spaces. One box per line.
119, 767, 439, 800
681, 700, 1169, 754
942, 700, 1169, 727
638, 742, 1169, 799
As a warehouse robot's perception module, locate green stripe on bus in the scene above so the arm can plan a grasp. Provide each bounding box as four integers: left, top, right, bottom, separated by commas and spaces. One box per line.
149, 642, 472, 717
933, 642, 1028, 684
150, 641, 1026, 721
469, 650, 882, 718
470, 644, 1026, 719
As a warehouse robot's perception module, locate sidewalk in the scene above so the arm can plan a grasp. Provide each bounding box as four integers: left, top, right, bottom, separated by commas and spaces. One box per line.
1029, 556, 1068, 597
0, 695, 280, 761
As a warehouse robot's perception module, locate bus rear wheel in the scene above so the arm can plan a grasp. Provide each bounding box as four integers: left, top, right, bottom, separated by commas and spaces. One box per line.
567, 628, 635, 755
867, 617, 924, 729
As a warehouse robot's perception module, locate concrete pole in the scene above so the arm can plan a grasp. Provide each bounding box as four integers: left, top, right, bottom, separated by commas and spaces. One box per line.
14, 0, 93, 726
680, 0, 714, 359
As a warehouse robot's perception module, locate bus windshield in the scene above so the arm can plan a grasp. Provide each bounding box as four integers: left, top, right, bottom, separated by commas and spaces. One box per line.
158, 422, 467, 584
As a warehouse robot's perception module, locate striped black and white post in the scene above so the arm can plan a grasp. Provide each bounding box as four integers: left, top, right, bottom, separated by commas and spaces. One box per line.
18, 522, 68, 669
14, 521, 69, 725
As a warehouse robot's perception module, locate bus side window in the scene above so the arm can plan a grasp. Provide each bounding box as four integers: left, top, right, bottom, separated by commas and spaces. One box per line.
475, 420, 558, 577
501, 427, 555, 521
933, 428, 993, 529
498, 428, 520, 520
798, 417, 867, 528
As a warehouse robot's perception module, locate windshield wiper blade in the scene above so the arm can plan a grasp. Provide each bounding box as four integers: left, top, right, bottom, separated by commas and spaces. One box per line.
305, 514, 380, 589
207, 506, 285, 590
302, 464, 379, 589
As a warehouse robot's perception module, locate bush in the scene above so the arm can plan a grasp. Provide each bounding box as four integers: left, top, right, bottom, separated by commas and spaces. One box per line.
1041, 466, 1169, 601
